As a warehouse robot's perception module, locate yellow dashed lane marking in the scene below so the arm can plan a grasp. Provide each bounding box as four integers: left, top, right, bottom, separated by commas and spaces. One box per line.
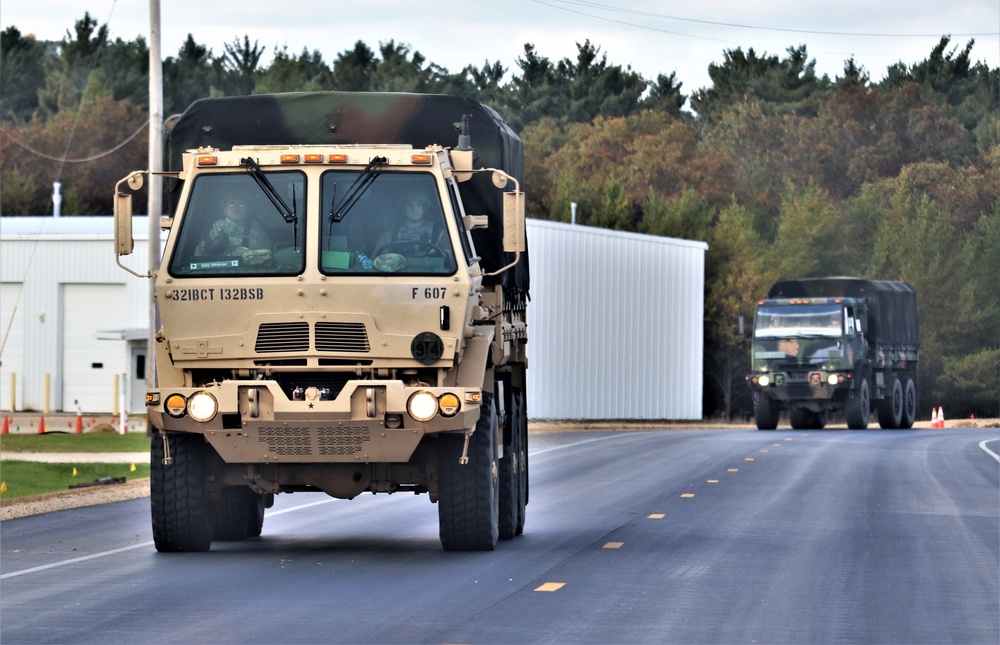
784, 438, 793, 441
727, 468, 739, 472
681, 493, 696, 498
707, 479, 719, 484
604, 542, 624, 549
535, 582, 566, 592
648, 513, 665, 519
759, 449, 768, 453
744, 457, 755, 461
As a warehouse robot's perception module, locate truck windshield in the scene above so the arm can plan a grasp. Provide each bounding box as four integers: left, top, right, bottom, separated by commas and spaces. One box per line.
168, 172, 306, 277
321, 171, 456, 276
755, 305, 843, 338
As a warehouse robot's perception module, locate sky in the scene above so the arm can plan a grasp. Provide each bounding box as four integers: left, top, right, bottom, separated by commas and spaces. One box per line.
2, 0, 998, 97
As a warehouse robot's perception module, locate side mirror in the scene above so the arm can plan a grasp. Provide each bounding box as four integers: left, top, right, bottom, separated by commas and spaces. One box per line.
502, 191, 525, 254
113, 172, 144, 256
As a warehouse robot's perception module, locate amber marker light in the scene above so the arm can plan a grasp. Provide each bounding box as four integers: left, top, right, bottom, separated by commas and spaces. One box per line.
304, 154, 323, 163
164, 393, 187, 418
280, 154, 300, 164
329, 154, 348, 163
438, 393, 461, 417
196, 155, 217, 166
411, 154, 432, 164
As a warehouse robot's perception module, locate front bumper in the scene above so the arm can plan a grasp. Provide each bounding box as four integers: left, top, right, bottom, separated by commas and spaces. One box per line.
147, 379, 481, 464
747, 370, 853, 402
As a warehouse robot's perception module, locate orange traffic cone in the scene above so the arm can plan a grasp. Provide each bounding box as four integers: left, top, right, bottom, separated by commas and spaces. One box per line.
74, 412, 83, 434
37, 415, 45, 434
938, 407, 945, 428
1, 416, 9, 435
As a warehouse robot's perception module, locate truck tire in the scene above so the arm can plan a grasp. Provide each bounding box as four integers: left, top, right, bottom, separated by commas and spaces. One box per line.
214, 487, 266, 541
515, 388, 528, 536
500, 387, 527, 539
877, 377, 904, 429
900, 377, 917, 429
753, 391, 780, 430
845, 379, 870, 429
789, 409, 812, 430
150, 432, 214, 552
438, 392, 499, 551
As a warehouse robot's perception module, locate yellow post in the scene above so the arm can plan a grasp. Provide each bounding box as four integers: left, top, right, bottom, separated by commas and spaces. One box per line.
112, 374, 120, 416
43, 373, 50, 414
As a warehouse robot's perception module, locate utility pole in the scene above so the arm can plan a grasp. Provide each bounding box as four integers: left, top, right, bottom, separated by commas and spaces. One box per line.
147, 0, 163, 388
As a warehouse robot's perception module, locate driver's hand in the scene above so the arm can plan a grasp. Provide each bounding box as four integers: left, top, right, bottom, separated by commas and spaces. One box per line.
240, 248, 272, 265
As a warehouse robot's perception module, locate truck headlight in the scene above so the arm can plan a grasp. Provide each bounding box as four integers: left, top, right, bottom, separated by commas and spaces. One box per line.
827, 374, 839, 385
407, 391, 439, 422
187, 391, 218, 422
758, 375, 771, 387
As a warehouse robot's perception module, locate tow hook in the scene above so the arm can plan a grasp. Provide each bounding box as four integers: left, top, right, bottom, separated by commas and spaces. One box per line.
160, 432, 173, 466
459, 430, 472, 465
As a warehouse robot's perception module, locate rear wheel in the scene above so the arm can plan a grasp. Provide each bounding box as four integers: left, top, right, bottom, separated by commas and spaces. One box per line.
845, 379, 870, 429
150, 432, 214, 552
438, 392, 499, 551
877, 377, 904, 429
214, 487, 266, 541
789, 408, 812, 430
900, 377, 917, 429
753, 391, 780, 430
499, 387, 527, 539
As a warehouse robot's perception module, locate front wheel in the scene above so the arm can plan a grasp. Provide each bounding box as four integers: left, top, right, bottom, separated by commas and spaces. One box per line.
845, 379, 870, 430
150, 432, 214, 552
438, 392, 499, 551
753, 391, 780, 430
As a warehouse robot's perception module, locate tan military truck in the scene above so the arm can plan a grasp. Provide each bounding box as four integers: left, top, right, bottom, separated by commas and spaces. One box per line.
114, 92, 529, 551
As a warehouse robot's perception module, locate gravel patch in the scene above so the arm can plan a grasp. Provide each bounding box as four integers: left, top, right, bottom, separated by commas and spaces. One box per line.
0, 478, 150, 521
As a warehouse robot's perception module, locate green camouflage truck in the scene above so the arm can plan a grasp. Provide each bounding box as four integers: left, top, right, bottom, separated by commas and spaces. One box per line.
747, 277, 918, 430
113, 92, 529, 551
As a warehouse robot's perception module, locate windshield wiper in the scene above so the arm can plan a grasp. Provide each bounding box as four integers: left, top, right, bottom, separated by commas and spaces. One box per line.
241, 157, 299, 244
328, 156, 386, 224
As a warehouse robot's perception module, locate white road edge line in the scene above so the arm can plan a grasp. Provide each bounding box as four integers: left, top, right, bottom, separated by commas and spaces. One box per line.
0, 499, 334, 580
978, 439, 1000, 463
4, 436, 630, 580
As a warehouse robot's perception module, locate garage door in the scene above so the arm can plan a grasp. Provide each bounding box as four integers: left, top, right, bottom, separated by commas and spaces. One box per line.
62, 284, 126, 412
0, 282, 25, 411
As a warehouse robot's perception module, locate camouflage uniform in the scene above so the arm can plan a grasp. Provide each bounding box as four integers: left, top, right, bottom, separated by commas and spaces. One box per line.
195, 217, 272, 258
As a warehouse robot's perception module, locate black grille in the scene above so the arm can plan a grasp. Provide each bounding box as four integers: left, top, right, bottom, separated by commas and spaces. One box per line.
258, 427, 311, 455
256, 322, 310, 353
315, 322, 370, 353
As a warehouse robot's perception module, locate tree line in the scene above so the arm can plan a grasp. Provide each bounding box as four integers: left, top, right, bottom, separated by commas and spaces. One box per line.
1, 13, 997, 419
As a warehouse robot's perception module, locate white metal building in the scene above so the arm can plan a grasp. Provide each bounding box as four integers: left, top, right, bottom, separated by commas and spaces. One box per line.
525, 220, 707, 420
1, 217, 707, 419
0, 217, 154, 414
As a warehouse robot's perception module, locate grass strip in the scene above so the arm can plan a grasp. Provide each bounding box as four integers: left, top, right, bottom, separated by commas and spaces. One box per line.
0, 461, 151, 500
0, 432, 150, 454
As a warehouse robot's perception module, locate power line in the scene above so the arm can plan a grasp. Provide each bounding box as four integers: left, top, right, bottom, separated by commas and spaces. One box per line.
0, 119, 149, 163
534, 0, 1000, 39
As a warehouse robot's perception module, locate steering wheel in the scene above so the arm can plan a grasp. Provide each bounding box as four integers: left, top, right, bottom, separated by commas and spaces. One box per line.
374, 240, 447, 258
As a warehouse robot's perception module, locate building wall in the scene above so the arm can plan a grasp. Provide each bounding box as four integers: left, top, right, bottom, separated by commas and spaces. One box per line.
525, 220, 707, 420
1, 217, 707, 420
0, 217, 153, 413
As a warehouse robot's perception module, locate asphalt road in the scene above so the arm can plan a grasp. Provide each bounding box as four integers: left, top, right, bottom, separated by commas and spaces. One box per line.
2, 428, 998, 644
